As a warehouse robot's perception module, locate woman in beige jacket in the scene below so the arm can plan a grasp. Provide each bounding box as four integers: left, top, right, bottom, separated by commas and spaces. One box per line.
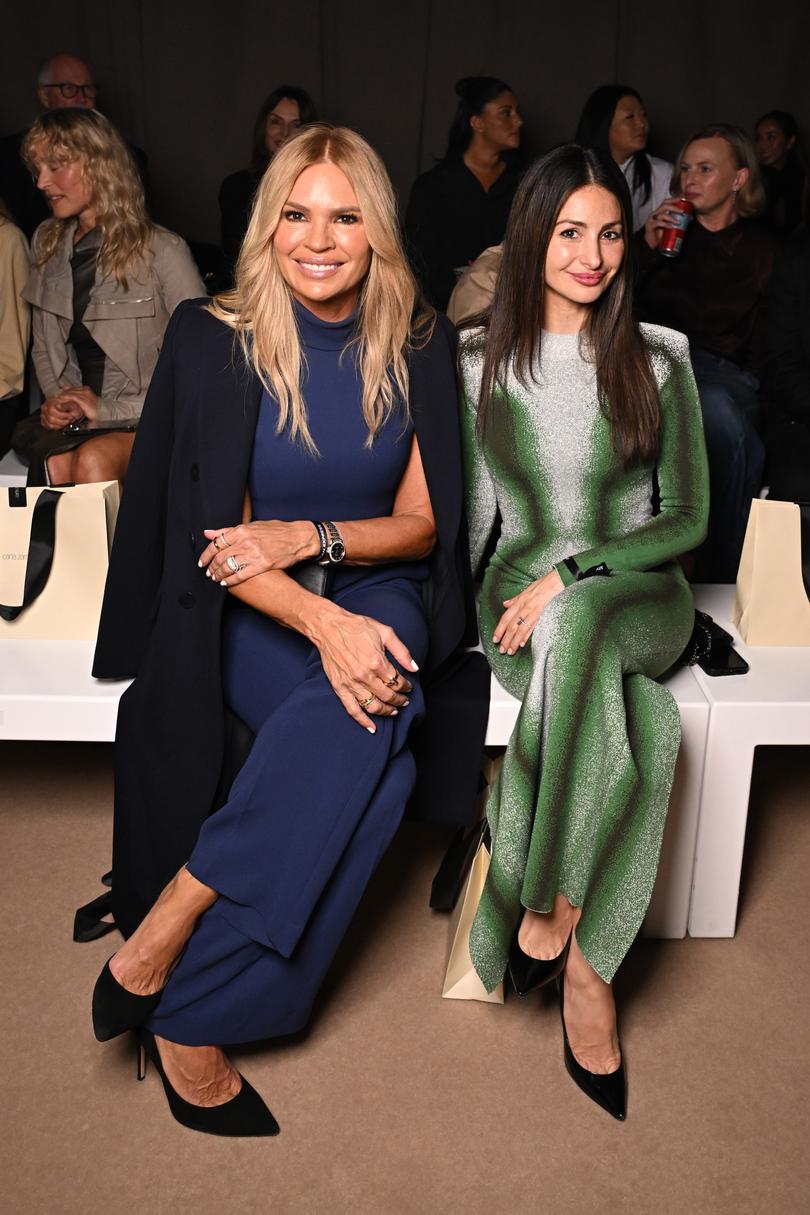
16, 108, 203, 485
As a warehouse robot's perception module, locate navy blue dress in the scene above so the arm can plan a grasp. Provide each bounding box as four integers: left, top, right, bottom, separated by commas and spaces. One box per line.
147, 303, 429, 1045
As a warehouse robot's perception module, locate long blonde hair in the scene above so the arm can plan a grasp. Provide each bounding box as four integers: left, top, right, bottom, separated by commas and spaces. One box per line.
22, 108, 153, 285
210, 124, 434, 453
671, 123, 767, 219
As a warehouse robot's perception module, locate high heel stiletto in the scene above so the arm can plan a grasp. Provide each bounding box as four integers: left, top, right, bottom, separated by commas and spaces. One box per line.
508, 926, 571, 997
92, 957, 166, 1042
556, 975, 626, 1121
136, 1029, 280, 1137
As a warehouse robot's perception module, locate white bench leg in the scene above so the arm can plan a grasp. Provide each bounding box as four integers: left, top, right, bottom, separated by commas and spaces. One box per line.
687, 708, 756, 937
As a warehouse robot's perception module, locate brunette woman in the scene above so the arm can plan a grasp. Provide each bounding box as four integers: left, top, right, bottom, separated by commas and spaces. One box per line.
575, 84, 673, 231
459, 145, 708, 1119
754, 110, 808, 236
405, 76, 523, 310
90, 125, 480, 1136
219, 85, 317, 274
637, 124, 774, 581
15, 108, 203, 486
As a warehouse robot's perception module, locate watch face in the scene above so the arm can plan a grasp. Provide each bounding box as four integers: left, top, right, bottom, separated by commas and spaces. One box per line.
329, 541, 346, 563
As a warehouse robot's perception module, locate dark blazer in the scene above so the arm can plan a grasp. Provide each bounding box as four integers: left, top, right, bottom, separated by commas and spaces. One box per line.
93, 299, 488, 936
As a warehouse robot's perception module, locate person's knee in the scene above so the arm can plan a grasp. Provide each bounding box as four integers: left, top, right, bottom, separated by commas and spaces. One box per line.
696, 383, 744, 449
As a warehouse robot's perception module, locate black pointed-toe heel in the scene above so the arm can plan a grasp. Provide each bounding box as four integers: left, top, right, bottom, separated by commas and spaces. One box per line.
92, 957, 166, 1042
508, 926, 571, 997
556, 975, 626, 1121
136, 1029, 280, 1138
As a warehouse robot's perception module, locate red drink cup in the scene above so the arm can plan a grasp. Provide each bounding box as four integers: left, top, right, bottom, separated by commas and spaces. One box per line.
658, 198, 694, 257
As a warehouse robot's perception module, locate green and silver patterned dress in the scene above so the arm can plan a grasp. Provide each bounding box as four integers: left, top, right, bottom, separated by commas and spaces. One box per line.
460, 324, 709, 989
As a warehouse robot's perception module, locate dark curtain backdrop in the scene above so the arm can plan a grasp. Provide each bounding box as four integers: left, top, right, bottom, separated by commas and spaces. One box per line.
1, 0, 807, 245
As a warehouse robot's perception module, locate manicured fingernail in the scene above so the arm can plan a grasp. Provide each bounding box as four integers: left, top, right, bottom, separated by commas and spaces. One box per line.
391, 709, 398, 716
499, 646, 505, 653
220, 580, 227, 587
197, 559, 202, 568
367, 726, 376, 734
403, 699, 409, 706
410, 661, 419, 670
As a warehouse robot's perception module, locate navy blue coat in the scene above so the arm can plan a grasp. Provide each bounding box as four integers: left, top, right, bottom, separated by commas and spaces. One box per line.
93, 300, 488, 935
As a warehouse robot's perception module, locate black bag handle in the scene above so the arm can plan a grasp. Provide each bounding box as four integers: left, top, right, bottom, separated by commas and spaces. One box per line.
0, 488, 62, 621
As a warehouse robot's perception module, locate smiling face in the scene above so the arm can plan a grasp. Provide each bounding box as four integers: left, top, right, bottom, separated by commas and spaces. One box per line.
678, 137, 747, 220
29, 139, 96, 229
543, 184, 624, 330
755, 120, 794, 170
608, 94, 649, 164
273, 160, 372, 321
470, 91, 523, 152
265, 96, 303, 158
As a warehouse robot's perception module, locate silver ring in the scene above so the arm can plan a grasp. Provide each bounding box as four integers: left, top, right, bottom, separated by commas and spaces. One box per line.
226, 554, 239, 574
215, 532, 227, 550
517, 616, 526, 625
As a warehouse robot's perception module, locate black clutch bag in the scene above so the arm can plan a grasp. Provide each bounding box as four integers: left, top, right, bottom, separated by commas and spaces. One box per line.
288, 560, 331, 596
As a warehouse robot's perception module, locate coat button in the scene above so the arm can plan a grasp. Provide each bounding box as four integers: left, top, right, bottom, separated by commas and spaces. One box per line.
178, 592, 195, 609
190, 464, 199, 481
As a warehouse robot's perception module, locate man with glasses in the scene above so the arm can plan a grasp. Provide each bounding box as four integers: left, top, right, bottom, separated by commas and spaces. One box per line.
0, 53, 149, 239
36, 54, 98, 110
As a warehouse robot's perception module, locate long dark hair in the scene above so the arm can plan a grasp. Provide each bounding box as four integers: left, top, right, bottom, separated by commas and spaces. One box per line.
444, 76, 513, 161
575, 84, 652, 208
756, 109, 805, 170
249, 85, 317, 173
472, 144, 661, 466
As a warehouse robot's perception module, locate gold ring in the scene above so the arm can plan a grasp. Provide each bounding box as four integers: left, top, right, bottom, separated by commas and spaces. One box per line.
385, 672, 399, 688
517, 616, 526, 625
357, 695, 375, 708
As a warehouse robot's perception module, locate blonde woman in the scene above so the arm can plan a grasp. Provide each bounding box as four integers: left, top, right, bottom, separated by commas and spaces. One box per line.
15, 108, 203, 485
89, 125, 479, 1136
637, 123, 774, 580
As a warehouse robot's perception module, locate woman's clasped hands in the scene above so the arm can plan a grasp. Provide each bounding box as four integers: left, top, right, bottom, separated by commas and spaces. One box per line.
199, 519, 319, 585
493, 567, 565, 655
40, 385, 99, 429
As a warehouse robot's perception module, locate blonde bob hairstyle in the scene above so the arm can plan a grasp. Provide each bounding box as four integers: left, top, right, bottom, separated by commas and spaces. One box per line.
671, 123, 766, 219
22, 108, 152, 286
210, 124, 434, 454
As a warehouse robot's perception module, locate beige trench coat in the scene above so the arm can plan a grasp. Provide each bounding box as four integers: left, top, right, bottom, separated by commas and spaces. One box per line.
22, 219, 205, 421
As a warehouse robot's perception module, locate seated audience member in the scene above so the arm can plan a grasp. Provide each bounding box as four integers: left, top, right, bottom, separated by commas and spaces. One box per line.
0, 204, 30, 457
13, 108, 203, 486
754, 110, 808, 236
764, 229, 810, 502
0, 53, 150, 240
636, 124, 774, 582
446, 242, 502, 325
405, 76, 523, 310
575, 85, 672, 231
219, 85, 317, 274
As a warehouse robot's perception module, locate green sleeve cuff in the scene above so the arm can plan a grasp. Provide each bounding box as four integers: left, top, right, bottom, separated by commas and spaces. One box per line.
555, 559, 577, 587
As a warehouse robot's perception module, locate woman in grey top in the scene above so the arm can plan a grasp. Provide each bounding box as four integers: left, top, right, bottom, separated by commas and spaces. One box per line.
17, 108, 203, 485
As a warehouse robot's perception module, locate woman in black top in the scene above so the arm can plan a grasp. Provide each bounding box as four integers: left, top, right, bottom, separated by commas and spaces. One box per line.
405, 76, 523, 310
636, 124, 774, 582
218, 85, 317, 275
754, 110, 808, 237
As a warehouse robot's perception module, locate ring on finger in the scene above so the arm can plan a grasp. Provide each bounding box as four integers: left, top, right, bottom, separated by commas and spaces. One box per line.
517, 616, 526, 625
357, 694, 376, 709
226, 554, 240, 574
215, 532, 227, 550
384, 671, 399, 688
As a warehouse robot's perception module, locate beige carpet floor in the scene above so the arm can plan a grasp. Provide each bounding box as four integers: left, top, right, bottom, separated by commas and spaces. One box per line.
1, 740, 808, 1215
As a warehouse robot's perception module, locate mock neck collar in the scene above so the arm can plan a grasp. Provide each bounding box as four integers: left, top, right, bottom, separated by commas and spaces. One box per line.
293, 298, 358, 351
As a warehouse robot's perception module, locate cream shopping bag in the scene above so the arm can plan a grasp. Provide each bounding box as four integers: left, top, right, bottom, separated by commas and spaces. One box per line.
442, 835, 505, 1004
0, 481, 120, 640
732, 499, 810, 645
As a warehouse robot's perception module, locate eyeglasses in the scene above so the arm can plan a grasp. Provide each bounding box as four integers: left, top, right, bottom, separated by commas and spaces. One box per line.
42, 82, 98, 101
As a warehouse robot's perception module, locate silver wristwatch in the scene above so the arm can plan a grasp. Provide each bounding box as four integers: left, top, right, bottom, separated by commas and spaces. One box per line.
319, 520, 345, 565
